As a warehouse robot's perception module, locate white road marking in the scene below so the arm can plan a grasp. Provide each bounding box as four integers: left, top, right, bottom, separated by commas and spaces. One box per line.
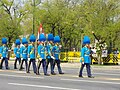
0, 74, 44, 79
8, 83, 81, 90
94, 72, 120, 76
0, 70, 26, 73
61, 78, 120, 85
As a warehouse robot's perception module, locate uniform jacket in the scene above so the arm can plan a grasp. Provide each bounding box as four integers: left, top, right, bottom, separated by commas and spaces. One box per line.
46, 43, 53, 59
14, 47, 20, 58
28, 44, 35, 59
20, 45, 28, 59
0, 46, 8, 58
81, 46, 91, 63
52, 45, 60, 60
38, 44, 46, 59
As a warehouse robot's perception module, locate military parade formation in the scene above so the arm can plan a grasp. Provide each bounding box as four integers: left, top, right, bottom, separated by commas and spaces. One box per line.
0, 33, 65, 76
0, 34, 94, 78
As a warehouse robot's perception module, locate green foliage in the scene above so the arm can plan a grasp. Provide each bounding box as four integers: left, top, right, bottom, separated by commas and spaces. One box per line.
0, 0, 120, 50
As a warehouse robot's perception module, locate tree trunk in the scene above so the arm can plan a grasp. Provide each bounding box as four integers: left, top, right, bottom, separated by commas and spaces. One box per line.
98, 50, 102, 65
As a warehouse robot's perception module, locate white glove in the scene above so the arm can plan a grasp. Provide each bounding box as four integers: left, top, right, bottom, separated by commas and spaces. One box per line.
39, 58, 42, 61
28, 55, 30, 58
28, 58, 30, 61
1, 57, 3, 60
21, 58, 23, 60
82, 62, 84, 64
51, 56, 55, 59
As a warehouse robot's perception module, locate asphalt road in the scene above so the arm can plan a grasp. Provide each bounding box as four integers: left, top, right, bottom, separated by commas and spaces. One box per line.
0, 62, 120, 90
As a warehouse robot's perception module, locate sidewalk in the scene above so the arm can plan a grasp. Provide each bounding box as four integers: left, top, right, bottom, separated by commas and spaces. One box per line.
61, 63, 120, 70
6, 60, 120, 70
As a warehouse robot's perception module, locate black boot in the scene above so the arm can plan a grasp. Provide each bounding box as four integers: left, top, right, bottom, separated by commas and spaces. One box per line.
59, 72, 64, 74
0, 66, 2, 69
44, 73, 50, 76
14, 65, 17, 69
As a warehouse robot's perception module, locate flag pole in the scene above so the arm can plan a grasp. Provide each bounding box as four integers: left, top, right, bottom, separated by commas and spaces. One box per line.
33, 0, 35, 34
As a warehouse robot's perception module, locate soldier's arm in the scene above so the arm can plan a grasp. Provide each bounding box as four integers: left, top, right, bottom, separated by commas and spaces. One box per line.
51, 46, 55, 56
92, 31, 99, 42
27, 46, 31, 57
14, 48, 17, 55
0, 47, 2, 57
20, 47, 23, 58
37, 45, 41, 56
80, 48, 85, 62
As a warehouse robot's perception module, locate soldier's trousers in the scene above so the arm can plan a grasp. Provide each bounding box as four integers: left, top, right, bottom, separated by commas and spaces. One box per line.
0, 57, 8, 69
19, 59, 28, 72
37, 59, 47, 75
53, 59, 62, 74
14, 57, 21, 69
27, 59, 37, 73
79, 63, 92, 77
46, 58, 54, 74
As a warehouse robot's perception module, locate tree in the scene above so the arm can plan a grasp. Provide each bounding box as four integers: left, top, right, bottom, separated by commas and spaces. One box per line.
0, 0, 120, 53
0, 0, 28, 48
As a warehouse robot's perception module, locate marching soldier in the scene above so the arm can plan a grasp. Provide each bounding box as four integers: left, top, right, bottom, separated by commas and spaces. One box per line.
36, 40, 42, 73
19, 37, 28, 72
0, 38, 9, 69
52, 36, 64, 74
37, 34, 50, 76
14, 39, 21, 69
79, 36, 94, 78
46, 34, 56, 75
27, 34, 37, 74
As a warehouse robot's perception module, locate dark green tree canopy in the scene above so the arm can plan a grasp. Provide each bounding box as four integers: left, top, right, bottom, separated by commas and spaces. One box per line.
0, 0, 120, 50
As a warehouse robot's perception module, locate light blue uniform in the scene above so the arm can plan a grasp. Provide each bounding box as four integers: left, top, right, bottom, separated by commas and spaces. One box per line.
19, 37, 28, 71
81, 46, 91, 63
46, 44, 53, 59
37, 33, 49, 75
51, 36, 64, 74
0, 46, 1, 57
37, 44, 48, 75
14, 47, 20, 58
20, 46, 28, 60
79, 36, 93, 78
28, 44, 35, 59
27, 44, 37, 74
0, 46, 8, 58
19, 45, 28, 71
46, 43, 55, 74
0, 45, 9, 69
38, 44, 46, 59
52, 45, 60, 60
27, 34, 37, 74
0, 38, 9, 69
52, 45, 63, 74
14, 46, 21, 69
